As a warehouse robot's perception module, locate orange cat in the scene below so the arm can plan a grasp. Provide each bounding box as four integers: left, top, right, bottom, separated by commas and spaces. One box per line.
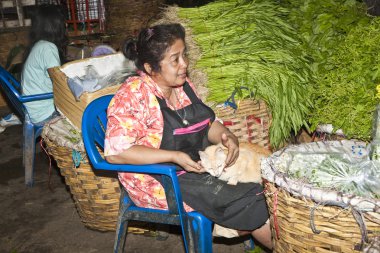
199, 142, 272, 185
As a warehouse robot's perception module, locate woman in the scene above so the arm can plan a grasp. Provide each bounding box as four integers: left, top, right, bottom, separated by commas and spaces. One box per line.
104, 23, 272, 250
0, 5, 66, 132
21, 5, 67, 124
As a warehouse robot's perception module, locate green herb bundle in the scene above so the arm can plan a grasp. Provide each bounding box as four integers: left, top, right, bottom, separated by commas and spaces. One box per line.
284, 0, 367, 73
284, 0, 379, 140
177, 0, 314, 147
309, 18, 380, 140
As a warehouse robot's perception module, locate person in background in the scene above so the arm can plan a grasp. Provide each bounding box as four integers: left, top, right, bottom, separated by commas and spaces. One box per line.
22, 4, 68, 123
0, 5, 67, 133
104, 23, 273, 250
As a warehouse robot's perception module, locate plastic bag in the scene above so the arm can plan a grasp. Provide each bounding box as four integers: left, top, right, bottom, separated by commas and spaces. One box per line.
84, 65, 99, 80
276, 142, 380, 199
67, 60, 136, 100
67, 65, 101, 101
96, 69, 135, 90
95, 60, 136, 90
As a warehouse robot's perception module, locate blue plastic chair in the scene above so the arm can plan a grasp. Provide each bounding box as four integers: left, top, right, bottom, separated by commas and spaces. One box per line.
81, 95, 213, 253
0, 65, 53, 186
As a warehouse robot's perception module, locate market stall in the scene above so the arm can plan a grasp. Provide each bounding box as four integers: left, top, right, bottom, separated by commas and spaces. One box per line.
39, 0, 380, 251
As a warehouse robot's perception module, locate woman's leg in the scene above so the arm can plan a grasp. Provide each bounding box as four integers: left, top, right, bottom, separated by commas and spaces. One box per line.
251, 222, 272, 250
238, 220, 273, 250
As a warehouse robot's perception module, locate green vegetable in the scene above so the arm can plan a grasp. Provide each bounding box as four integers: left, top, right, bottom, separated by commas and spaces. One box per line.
287, 153, 379, 199
308, 18, 380, 140
175, 0, 314, 147
283, 0, 379, 140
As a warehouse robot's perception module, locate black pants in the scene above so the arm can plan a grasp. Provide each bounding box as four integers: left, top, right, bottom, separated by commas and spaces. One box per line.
178, 172, 269, 230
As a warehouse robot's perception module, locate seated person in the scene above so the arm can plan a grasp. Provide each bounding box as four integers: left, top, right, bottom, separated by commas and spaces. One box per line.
104, 23, 272, 250
0, 5, 67, 133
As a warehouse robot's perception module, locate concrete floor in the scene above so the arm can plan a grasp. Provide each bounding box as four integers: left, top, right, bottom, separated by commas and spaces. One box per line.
0, 109, 261, 253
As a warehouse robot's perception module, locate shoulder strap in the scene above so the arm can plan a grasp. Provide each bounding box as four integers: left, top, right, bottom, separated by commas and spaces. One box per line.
183, 81, 200, 103
155, 95, 168, 109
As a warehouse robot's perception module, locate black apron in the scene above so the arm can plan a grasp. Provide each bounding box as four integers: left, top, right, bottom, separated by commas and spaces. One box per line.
156, 82, 269, 230
157, 82, 215, 162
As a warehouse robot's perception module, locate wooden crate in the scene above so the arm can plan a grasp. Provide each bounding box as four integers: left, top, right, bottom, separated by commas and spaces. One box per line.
48, 53, 128, 129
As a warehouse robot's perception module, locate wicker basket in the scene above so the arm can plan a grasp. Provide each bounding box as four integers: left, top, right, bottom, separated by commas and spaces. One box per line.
44, 137, 120, 231
44, 136, 159, 234
48, 53, 129, 129
262, 141, 380, 252
41, 115, 161, 234
265, 183, 380, 253
214, 98, 271, 149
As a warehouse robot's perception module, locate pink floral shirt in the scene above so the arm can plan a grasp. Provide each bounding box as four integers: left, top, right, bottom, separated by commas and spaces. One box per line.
104, 71, 197, 212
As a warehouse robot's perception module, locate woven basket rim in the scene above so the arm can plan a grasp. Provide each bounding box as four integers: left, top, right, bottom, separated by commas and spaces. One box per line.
262, 140, 380, 212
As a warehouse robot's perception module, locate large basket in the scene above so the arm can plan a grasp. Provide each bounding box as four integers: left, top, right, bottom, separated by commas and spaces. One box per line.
48, 53, 130, 129
42, 117, 159, 234
214, 98, 271, 149
44, 137, 120, 231
262, 140, 380, 252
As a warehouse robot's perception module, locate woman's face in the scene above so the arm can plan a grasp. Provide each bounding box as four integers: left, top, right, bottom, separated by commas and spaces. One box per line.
151, 39, 188, 88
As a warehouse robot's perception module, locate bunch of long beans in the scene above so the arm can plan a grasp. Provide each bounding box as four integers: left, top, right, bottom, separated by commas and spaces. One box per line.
176, 0, 314, 147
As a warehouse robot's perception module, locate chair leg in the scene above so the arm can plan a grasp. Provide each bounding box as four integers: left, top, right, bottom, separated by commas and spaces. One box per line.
23, 122, 35, 187
114, 189, 131, 253
114, 217, 129, 253
186, 213, 213, 253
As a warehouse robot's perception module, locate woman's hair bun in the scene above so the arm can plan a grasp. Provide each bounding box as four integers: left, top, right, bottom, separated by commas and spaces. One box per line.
122, 38, 138, 61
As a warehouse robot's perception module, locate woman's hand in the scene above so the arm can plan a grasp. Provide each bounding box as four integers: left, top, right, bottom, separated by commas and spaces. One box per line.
172, 151, 205, 173
208, 121, 240, 168
221, 132, 239, 168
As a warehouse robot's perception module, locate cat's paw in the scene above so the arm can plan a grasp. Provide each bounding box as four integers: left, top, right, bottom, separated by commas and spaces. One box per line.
227, 177, 238, 185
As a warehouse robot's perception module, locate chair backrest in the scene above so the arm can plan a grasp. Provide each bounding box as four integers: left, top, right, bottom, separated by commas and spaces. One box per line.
0, 64, 54, 122
82, 95, 113, 169
0, 65, 26, 118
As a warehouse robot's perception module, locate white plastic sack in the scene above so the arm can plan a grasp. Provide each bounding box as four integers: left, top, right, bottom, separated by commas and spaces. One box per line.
262, 140, 380, 212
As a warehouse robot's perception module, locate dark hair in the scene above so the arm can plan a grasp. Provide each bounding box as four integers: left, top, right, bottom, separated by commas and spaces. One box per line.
23, 5, 68, 63
123, 23, 186, 74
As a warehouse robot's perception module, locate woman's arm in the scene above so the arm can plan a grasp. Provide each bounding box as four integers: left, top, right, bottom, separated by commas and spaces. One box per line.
106, 145, 204, 173
208, 121, 239, 167
104, 79, 204, 173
